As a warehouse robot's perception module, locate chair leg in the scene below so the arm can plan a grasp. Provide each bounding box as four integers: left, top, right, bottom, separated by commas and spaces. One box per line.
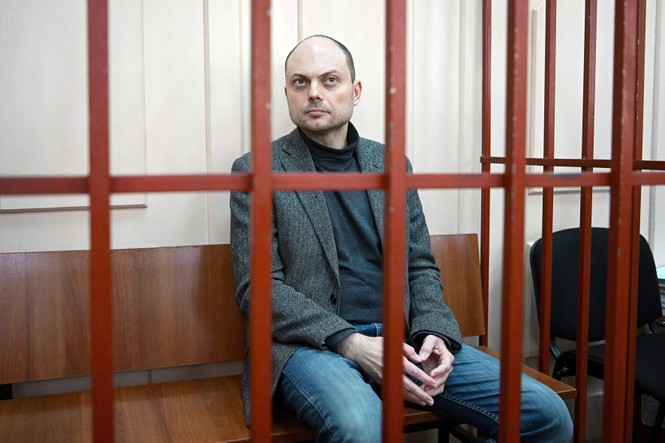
437, 424, 450, 443
650, 402, 664, 443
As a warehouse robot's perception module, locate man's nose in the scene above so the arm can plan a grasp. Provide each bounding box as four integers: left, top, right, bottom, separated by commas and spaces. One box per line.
308, 81, 322, 100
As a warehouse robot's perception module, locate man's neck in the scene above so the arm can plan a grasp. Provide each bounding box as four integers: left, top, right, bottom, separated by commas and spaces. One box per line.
300, 124, 348, 149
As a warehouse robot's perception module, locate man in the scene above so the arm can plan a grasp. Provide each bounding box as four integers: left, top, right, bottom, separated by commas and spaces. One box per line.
230, 35, 573, 442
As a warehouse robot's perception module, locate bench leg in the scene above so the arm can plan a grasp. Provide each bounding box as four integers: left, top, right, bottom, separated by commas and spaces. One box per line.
0, 384, 11, 400
443, 424, 477, 443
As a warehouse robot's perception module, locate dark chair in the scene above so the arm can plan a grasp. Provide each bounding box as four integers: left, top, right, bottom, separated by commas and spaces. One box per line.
530, 227, 664, 442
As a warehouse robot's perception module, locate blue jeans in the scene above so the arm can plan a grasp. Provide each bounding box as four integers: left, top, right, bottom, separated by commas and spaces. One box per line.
277, 328, 573, 442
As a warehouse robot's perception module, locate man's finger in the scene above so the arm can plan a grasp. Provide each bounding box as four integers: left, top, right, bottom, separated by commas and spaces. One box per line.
402, 342, 422, 363
403, 375, 434, 406
403, 356, 437, 387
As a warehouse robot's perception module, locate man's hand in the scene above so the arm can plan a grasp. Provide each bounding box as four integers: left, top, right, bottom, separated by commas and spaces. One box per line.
417, 335, 454, 397
337, 333, 450, 406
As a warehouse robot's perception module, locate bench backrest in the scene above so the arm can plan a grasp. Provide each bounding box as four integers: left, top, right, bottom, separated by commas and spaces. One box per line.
0, 234, 484, 385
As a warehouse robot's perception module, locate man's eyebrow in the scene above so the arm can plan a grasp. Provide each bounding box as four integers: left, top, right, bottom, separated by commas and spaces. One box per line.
287, 69, 342, 80
319, 69, 341, 78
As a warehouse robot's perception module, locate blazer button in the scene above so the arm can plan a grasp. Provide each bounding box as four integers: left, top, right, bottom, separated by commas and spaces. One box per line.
330, 293, 338, 304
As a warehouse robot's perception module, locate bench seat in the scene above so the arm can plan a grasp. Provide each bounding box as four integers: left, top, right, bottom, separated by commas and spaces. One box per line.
0, 353, 575, 442
0, 375, 453, 442
0, 234, 574, 441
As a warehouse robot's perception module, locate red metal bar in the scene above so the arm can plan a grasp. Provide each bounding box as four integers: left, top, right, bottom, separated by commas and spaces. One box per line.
499, 2, 529, 441
635, 160, 665, 170
112, 174, 251, 193
273, 173, 383, 190
1, 171, 614, 197
603, 1, 639, 440
624, 2, 648, 441
0, 177, 88, 194
526, 172, 610, 188
249, 0, 273, 440
382, 0, 408, 439
574, 1, 598, 440
88, 0, 113, 441
537, 0, 557, 376
634, 170, 665, 184
479, 0, 492, 347
482, 156, 613, 168
408, 173, 503, 189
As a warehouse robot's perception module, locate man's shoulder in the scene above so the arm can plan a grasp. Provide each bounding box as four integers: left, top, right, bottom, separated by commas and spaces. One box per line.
357, 137, 386, 164
358, 137, 385, 152
232, 129, 299, 168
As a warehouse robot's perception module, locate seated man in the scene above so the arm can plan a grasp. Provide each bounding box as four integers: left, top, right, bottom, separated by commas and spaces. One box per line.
230, 34, 573, 443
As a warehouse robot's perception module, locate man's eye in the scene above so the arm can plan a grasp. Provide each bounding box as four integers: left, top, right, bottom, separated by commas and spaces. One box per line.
294, 79, 306, 87
326, 77, 337, 84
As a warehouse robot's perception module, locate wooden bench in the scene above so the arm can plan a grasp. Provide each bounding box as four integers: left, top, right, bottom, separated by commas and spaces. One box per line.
0, 234, 575, 442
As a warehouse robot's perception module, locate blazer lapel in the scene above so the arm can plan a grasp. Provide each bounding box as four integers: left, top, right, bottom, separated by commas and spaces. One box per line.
357, 142, 385, 245
278, 131, 339, 279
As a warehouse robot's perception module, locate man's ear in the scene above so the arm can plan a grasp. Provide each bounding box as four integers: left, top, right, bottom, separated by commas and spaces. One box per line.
353, 80, 362, 105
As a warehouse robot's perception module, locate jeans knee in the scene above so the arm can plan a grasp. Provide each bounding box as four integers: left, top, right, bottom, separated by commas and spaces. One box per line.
521, 387, 573, 443
325, 414, 381, 443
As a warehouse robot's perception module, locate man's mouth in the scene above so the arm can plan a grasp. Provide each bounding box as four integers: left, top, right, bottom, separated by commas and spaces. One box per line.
306, 109, 327, 116
305, 105, 328, 116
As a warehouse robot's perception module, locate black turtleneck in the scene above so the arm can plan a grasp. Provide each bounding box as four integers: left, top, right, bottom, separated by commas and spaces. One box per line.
299, 124, 384, 334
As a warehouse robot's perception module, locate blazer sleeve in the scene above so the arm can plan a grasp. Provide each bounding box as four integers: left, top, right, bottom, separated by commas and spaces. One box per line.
230, 155, 354, 349
403, 160, 463, 351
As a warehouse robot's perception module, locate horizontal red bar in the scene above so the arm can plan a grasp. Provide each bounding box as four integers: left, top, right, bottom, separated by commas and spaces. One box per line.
408, 173, 503, 189
485, 157, 665, 172
526, 171, 611, 188
0, 177, 88, 194
111, 175, 250, 193
635, 160, 665, 171
272, 173, 384, 190
482, 156, 612, 168
633, 171, 665, 185
0, 171, 632, 196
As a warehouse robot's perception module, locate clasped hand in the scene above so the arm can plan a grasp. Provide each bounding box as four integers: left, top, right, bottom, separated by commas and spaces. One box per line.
338, 333, 454, 407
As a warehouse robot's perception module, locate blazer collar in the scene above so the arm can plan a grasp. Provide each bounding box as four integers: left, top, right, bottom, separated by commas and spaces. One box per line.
278, 130, 339, 278
357, 142, 385, 245
277, 127, 386, 274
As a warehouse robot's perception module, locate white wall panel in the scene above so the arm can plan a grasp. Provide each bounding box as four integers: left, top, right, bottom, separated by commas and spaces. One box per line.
0, 0, 147, 213
1, 0, 663, 275
271, 0, 300, 140
142, 0, 207, 174
207, 0, 250, 244
409, 1, 462, 235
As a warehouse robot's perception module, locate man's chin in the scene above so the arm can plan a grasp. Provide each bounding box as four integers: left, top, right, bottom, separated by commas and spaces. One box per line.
299, 122, 332, 134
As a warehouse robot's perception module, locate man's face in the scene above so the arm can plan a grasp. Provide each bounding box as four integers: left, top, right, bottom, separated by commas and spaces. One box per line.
284, 37, 361, 147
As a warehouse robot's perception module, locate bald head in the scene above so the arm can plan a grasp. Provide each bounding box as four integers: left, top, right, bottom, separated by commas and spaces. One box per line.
285, 35, 356, 82
282, 34, 362, 148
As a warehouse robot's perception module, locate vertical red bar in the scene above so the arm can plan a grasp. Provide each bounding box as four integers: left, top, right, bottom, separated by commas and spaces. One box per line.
575, 2, 598, 441
603, 1, 638, 441
383, 0, 407, 439
499, 1, 528, 441
624, 1, 648, 441
249, 0, 273, 440
537, 0, 556, 375
88, 0, 114, 441
479, 0, 492, 347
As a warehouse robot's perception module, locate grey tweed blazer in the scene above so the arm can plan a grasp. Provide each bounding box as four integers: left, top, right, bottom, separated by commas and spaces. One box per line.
229, 128, 462, 424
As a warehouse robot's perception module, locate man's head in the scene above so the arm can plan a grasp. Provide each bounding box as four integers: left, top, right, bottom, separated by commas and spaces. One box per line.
285, 35, 356, 82
284, 35, 362, 148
